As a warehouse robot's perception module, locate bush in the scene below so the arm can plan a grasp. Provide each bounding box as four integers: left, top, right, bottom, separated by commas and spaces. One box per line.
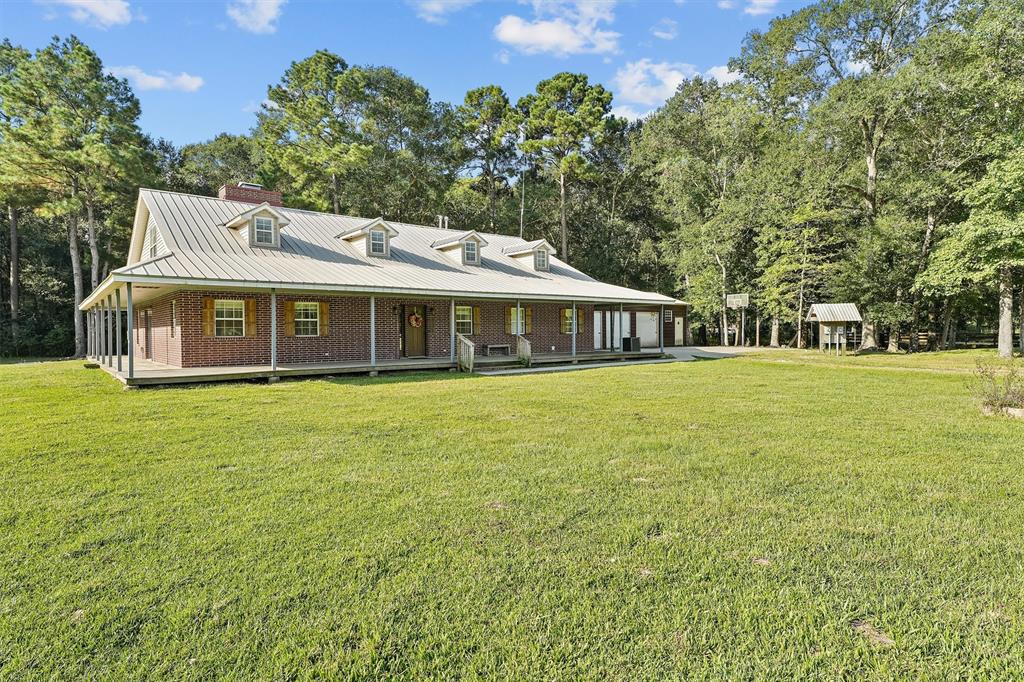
973, 359, 1024, 411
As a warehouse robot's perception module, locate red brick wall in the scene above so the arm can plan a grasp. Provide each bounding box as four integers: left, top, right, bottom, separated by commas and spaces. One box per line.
139, 291, 601, 367
132, 292, 182, 366
455, 300, 593, 356
217, 184, 283, 206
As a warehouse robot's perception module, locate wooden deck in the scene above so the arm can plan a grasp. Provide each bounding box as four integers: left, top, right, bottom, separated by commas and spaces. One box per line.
95, 349, 668, 386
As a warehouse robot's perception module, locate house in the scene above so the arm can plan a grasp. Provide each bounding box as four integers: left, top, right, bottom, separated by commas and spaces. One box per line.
81, 184, 688, 385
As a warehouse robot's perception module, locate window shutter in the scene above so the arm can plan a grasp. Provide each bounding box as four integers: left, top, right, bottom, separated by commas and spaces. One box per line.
319, 301, 330, 336
245, 299, 257, 337
525, 307, 533, 334
284, 300, 295, 337
505, 307, 512, 335
472, 306, 480, 334
201, 297, 215, 336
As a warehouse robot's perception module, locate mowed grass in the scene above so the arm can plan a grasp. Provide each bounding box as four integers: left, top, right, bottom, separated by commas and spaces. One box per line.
1, 353, 1023, 679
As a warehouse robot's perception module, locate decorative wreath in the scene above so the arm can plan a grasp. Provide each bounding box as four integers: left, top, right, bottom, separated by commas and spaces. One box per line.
407, 313, 424, 328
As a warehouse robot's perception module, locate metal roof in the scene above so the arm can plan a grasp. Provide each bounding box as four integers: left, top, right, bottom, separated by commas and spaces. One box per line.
92, 189, 678, 307
807, 303, 862, 323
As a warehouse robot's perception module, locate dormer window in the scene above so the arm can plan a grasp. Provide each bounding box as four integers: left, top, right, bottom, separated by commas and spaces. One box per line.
534, 249, 549, 271
369, 229, 387, 256
464, 240, 479, 265
254, 216, 275, 246
431, 230, 487, 265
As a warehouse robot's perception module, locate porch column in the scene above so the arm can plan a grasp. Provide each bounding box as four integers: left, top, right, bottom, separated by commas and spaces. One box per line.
86, 309, 92, 358
98, 306, 104, 364
126, 283, 134, 380
516, 299, 521, 335
270, 289, 278, 372
659, 305, 665, 353
369, 295, 376, 370
106, 296, 113, 366
115, 288, 123, 372
449, 298, 455, 363
571, 301, 577, 361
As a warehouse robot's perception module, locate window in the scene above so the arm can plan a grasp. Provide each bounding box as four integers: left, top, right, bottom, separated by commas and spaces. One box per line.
463, 241, 478, 264
148, 224, 157, 258
664, 309, 674, 322
561, 308, 581, 334
294, 302, 320, 336
455, 306, 473, 335
534, 249, 549, 270
369, 229, 387, 256
510, 307, 525, 334
171, 300, 177, 337
254, 216, 275, 246
215, 300, 245, 337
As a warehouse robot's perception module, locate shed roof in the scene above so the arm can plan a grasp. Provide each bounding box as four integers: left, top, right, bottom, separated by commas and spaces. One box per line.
93, 189, 678, 307
807, 303, 862, 323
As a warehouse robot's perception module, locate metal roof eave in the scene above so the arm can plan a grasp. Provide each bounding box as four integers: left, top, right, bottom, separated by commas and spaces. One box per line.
82, 272, 678, 307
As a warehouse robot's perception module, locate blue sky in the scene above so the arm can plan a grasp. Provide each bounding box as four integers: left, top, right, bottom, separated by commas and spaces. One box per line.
2, 0, 803, 146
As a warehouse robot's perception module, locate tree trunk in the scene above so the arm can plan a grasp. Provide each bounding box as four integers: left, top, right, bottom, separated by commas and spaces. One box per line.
940, 298, 953, 350
68, 215, 85, 358
558, 172, 568, 262
86, 200, 100, 289
796, 280, 805, 349
487, 167, 496, 231
7, 204, 18, 350
754, 314, 761, 347
519, 169, 526, 239
769, 316, 780, 347
331, 173, 341, 215
887, 325, 900, 353
998, 265, 1014, 358
1019, 283, 1024, 357
861, 318, 878, 350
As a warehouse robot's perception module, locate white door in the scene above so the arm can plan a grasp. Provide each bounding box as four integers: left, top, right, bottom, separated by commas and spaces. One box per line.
674, 316, 685, 345
637, 312, 659, 348
593, 311, 603, 349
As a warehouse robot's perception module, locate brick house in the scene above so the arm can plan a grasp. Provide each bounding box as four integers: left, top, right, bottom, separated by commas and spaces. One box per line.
82, 185, 688, 385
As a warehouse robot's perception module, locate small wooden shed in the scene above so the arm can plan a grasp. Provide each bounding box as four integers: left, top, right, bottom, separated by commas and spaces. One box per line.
807, 303, 862, 355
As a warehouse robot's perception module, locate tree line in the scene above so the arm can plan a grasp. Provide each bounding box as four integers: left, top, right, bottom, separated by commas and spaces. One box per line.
2, 0, 1024, 358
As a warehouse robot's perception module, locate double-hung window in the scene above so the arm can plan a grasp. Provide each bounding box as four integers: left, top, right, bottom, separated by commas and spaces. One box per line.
294, 302, 320, 336
561, 308, 580, 334
463, 241, 478, 264
510, 307, 525, 335
369, 230, 387, 256
215, 300, 245, 337
455, 306, 474, 335
534, 249, 549, 270
254, 216, 275, 246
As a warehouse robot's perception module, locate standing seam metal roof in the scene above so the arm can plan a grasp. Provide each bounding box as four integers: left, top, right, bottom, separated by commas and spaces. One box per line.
117, 189, 677, 305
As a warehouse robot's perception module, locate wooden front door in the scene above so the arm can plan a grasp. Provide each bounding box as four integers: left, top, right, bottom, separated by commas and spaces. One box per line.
403, 304, 426, 357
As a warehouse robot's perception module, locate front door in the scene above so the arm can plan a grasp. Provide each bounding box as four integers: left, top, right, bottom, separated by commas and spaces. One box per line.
403, 304, 426, 357
594, 311, 603, 350
675, 316, 685, 345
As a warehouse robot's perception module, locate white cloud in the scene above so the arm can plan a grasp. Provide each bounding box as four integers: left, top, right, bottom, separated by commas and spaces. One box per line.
650, 18, 677, 41
716, 0, 735, 8
610, 105, 650, 121
613, 59, 696, 106
226, 0, 285, 34
706, 65, 740, 84
109, 66, 204, 92
44, 0, 132, 28
409, 0, 478, 24
744, 0, 778, 14
496, 49, 511, 64
493, 0, 620, 57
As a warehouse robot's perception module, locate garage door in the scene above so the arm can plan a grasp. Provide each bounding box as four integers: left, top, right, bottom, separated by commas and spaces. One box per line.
636, 312, 659, 348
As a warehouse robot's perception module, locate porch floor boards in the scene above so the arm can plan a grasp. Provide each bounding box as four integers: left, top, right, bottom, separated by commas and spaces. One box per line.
95, 349, 668, 386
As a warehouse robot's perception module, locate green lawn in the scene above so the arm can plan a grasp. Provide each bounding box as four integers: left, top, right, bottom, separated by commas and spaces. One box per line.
2, 353, 1023, 679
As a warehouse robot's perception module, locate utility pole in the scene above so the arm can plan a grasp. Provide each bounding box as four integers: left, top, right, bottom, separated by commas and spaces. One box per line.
519, 168, 526, 239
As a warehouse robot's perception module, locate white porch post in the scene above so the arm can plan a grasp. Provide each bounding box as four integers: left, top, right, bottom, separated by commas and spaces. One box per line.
571, 301, 577, 361
270, 289, 277, 372
516, 299, 521, 335
106, 296, 113, 366
126, 283, 134, 380
86, 309, 93, 358
449, 298, 455, 363
659, 304, 665, 353
115, 289, 123, 372
369, 295, 377, 371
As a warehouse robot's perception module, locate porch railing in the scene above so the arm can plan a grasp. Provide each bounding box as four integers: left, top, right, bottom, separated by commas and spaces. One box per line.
516, 334, 532, 367
457, 333, 475, 372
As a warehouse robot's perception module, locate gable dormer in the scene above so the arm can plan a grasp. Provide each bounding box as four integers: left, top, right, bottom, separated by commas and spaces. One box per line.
337, 217, 400, 258
223, 202, 291, 249
431, 230, 489, 266
503, 239, 555, 272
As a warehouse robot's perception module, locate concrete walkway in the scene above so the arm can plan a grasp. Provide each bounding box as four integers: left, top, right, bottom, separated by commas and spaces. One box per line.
475, 346, 770, 376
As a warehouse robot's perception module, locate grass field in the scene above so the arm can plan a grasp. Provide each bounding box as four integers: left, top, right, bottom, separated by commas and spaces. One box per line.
2, 352, 1023, 679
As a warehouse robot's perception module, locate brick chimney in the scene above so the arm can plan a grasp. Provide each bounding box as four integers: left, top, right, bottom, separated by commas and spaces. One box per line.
218, 182, 283, 207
